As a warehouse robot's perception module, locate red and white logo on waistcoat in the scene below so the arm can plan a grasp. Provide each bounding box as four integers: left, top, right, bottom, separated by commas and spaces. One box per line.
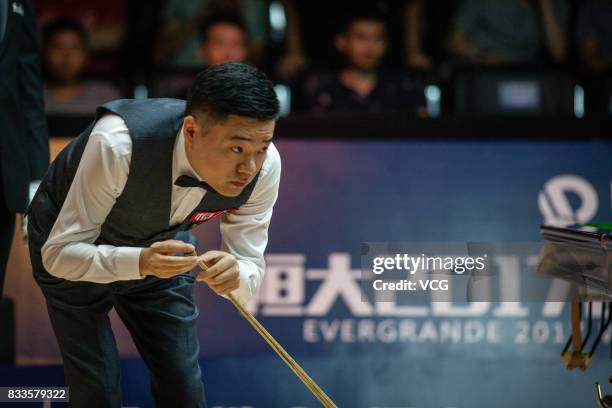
190, 208, 238, 224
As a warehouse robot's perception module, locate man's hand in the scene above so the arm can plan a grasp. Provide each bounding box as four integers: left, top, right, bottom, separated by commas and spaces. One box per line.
195, 250, 240, 296
139, 240, 200, 278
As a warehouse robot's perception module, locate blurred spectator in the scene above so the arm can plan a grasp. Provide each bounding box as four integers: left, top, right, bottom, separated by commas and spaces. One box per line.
155, 0, 305, 78
447, 0, 569, 66
154, 0, 288, 71
199, 13, 249, 65
150, 13, 250, 100
151, 13, 249, 99
302, 11, 427, 116
292, 0, 451, 72
294, 0, 403, 70
42, 19, 121, 116
575, 0, 612, 72
34, 0, 126, 75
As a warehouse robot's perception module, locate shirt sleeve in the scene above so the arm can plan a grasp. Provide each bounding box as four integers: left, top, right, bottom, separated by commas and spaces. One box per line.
219, 142, 281, 304
41, 114, 143, 283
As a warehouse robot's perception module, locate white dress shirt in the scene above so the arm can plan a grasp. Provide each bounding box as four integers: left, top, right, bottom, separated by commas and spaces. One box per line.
41, 113, 281, 304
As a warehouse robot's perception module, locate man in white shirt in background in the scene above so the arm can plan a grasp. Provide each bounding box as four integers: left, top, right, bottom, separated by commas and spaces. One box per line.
26, 62, 281, 408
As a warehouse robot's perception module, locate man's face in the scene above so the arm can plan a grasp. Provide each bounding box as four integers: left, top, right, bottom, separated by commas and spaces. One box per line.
200, 23, 248, 66
336, 20, 387, 72
183, 114, 275, 197
44, 30, 87, 82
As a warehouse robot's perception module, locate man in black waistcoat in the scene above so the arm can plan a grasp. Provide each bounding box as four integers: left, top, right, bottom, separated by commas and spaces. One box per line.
0, 0, 49, 298
26, 62, 281, 408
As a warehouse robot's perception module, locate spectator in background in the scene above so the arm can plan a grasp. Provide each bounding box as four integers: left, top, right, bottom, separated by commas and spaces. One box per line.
292, 0, 453, 73
155, 0, 266, 70
151, 13, 250, 99
155, 0, 305, 78
302, 11, 427, 116
447, 0, 568, 66
575, 0, 612, 72
294, 0, 406, 72
34, 0, 126, 75
151, 13, 249, 99
42, 19, 121, 116
199, 13, 249, 65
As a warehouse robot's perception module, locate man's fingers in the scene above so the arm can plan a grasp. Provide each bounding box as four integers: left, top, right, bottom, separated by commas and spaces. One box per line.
152, 253, 198, 267
199, 250, 228, 265
150, 240, 195, 254
198, 268, 237, 284
151, 239, 182, 249
208, 278, 240, 295
147, 254, 199, 279
152, 262, 194, 274
196, 255, 235, 280
140, 244, 201, 279
191, 250, 240, 295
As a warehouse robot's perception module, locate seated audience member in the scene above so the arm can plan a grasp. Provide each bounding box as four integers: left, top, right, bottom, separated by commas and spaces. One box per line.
35, 0, 127, 75
42, 19, 121, 116
295, 0, 407, 71
154, 0, 261, 69
152, 13, 249, 99
575, 0, 612, 72
199, 13, 249, 65
155, 0, 305, 77
302, 11, 427, 116
447, 0, 568, 66
151, 14, 249, 99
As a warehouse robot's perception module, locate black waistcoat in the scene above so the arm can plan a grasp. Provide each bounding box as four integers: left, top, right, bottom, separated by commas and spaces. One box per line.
27, 98, 259, 253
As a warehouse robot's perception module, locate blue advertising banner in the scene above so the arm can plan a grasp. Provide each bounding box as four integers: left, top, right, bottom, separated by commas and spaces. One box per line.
185, 139, 612, 408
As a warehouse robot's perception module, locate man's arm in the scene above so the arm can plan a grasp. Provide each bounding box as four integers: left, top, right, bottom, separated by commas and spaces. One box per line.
18, 0, 49, 182
537, 0, 567, 63
41, 114, 145, 282
404, 0, 432, 70
214, 143, 281, 304
42, 114, 201, 282
153, 0, 207, 64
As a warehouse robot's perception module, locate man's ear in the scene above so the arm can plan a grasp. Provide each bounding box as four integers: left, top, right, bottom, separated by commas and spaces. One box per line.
183, 115, 200, 144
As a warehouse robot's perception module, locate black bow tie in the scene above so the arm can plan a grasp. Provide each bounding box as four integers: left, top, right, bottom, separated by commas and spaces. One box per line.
174, 175, 215, 191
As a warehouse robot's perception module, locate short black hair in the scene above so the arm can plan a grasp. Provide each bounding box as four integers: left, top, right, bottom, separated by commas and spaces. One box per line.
200, 12, 248, 43
42, 17, 88, 47
186, 62, 279, 121
338, 8, 387, 35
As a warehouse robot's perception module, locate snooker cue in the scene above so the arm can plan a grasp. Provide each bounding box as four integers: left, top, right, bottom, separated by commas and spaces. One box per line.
191, 251, 338, 408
